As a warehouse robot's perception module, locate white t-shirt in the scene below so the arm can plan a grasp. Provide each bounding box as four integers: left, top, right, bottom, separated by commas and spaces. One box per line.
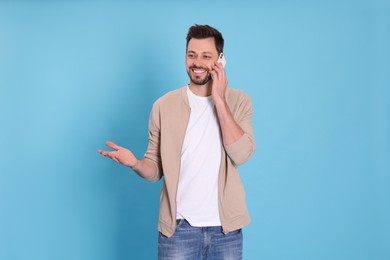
176, 86, 222, 227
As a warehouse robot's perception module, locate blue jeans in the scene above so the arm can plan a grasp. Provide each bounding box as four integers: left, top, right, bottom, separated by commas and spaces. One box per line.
158, 219, 243, 260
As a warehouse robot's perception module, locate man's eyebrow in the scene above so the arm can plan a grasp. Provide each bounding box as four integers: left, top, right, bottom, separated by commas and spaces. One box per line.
187, 50, 213, 55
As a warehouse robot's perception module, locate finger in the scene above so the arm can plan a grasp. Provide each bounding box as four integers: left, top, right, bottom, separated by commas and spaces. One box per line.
215, 60, 224, 70
105, 141, 120, 151
99, 150, 114, 158
210, 69, 218, 81
213, 62, 225, 80
214, 60, 225, 71
106, 153, 120, 163
98, 150, 108, 156
105, 152, 117, 161
104, 151, 117, 160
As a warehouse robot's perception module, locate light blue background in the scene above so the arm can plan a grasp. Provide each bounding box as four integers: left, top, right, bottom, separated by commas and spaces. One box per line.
1, 0, 389, 259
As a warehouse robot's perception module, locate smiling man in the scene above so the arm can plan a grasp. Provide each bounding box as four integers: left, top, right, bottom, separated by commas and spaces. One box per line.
98, 25, 256, 260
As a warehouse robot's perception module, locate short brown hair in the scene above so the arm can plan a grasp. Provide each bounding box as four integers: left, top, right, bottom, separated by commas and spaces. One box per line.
186, 24, 224, 54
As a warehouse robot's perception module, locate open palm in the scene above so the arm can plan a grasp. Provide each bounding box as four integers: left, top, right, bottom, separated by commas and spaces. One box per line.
98, 141, 138, 167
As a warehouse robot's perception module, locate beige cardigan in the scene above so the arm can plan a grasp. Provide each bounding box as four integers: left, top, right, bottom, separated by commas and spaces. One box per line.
143, 86, 256, 237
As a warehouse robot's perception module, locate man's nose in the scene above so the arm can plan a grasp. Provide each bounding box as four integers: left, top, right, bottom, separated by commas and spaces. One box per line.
192, 58, 204, 67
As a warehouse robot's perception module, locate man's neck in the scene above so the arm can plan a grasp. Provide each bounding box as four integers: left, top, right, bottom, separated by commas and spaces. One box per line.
188, 82, 212, 97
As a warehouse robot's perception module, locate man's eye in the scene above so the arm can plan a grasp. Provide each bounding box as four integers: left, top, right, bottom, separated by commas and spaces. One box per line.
188, 54, 195, 58
204, 56, 211, 59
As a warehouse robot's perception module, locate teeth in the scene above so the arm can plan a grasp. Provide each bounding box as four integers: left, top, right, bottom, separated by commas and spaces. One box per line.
193, 69, 205, 73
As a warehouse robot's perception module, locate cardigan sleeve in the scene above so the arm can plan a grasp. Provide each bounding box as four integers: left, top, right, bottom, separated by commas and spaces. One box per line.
223, 92, 256, 166
143, 101, 163, 182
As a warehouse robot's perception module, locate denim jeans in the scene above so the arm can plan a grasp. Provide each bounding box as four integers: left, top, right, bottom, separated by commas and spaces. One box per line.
158, 219, 243, 260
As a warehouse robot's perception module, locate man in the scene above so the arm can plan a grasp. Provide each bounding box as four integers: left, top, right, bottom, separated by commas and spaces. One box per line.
98, 24, 256, 260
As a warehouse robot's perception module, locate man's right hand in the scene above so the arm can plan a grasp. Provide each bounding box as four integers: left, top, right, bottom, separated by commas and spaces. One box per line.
98, 141, 139, 168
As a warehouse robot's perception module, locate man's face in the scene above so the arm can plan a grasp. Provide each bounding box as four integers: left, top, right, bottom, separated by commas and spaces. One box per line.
186, 37, 219, 86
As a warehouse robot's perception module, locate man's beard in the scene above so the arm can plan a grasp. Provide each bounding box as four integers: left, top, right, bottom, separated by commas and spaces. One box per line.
187, 66, 212, 86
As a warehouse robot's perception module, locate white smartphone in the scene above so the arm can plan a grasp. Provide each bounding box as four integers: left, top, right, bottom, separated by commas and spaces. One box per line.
217, 52, 226, 68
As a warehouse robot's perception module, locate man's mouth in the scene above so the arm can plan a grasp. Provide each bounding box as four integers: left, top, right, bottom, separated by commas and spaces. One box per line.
191, 67, 208, 75
188, 66, 212, 85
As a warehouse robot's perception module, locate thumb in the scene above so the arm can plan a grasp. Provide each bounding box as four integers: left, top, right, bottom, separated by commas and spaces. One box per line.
106, 141, 120, 151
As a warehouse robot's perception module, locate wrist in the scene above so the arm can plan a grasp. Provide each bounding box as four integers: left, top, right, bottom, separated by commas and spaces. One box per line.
213, 97, 227, 108
129, 159, 140, 170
